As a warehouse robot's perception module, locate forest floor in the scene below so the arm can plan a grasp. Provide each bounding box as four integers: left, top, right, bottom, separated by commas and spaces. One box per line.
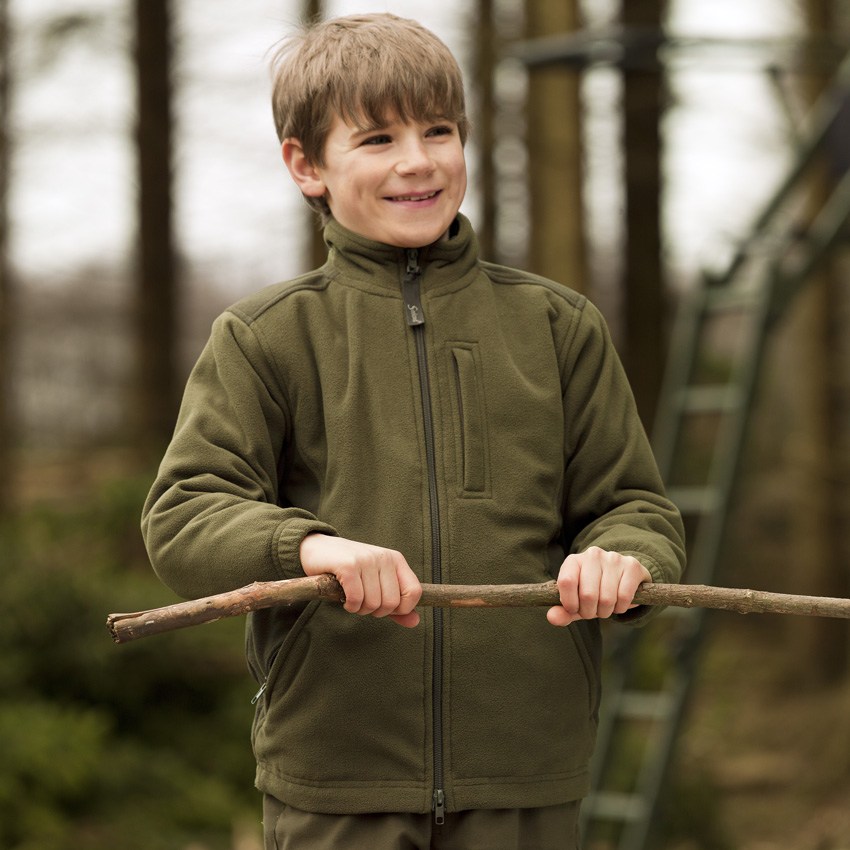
668, 615, 850, 850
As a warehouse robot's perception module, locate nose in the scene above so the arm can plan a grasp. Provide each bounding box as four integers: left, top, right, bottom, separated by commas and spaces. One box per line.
395, 137, 435, 176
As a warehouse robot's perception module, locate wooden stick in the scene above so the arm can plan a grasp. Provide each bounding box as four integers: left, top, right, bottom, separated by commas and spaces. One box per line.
106, 576, 850, 644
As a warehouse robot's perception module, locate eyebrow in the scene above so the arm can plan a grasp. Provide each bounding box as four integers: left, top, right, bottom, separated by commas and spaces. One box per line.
352, 122, 390, 136
353, 114, 453, 134
351, 113, 398, 132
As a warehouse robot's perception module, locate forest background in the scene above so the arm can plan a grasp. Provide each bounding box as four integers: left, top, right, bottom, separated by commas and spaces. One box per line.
0, 0, 849, 848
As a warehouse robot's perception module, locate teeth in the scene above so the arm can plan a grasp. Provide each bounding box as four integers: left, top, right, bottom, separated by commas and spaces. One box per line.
394, 191, 437, 201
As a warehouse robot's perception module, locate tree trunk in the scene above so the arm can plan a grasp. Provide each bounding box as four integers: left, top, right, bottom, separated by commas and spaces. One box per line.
472, 0, 497, 261
0, 0, 12, 514
620, 0, 667, 431
302, 0, 328, 271
132, 0, 178, 456
785, 0, 849, 685
525, 0, 586, 291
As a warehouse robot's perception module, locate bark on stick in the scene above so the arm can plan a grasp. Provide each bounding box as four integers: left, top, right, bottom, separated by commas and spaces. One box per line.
106, 576, 850, 644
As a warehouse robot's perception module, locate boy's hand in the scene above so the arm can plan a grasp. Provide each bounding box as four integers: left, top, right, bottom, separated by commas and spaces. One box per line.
547, 546, 651, 627
299, 533, 422, 628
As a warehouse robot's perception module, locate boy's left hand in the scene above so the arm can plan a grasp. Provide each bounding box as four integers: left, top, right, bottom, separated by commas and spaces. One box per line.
547, 546, 651, 627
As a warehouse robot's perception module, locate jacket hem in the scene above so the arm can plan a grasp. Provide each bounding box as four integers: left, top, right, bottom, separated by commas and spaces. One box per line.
450, 771, 590, 811
255, 764, 589, 815
256, 765, 431, 815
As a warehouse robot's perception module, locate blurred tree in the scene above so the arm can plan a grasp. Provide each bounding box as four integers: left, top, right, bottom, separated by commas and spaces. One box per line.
132, 0, 179, 457
472, 0, 497, 260
620, 0, 668, 431
0, 0, 11, 514
525, 0, 586, 292
784, 0, 849, 685
302, 0, 328, 272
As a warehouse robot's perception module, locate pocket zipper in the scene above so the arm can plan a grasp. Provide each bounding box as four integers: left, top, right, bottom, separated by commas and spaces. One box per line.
251, 680, 268, 705
251, 646, 280, 705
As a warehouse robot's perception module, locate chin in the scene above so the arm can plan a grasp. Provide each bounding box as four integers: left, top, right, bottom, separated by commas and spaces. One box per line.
389, 225, 452, 249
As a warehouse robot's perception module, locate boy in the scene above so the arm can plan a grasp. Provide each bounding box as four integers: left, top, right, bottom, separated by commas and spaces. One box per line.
142, 13, 685, 849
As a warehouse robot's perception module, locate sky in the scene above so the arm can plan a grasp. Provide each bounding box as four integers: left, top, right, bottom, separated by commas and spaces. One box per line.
8, 0, 804, 298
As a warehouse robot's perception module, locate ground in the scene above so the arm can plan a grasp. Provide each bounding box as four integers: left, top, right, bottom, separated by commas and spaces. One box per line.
669, 615, 850, 850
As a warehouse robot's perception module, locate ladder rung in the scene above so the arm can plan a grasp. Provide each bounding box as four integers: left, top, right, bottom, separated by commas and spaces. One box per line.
665, 486, 721, 515
615, 690, 675, 721
582, 791, 647, 822
675, 385, 743, 414
702, 285, 764, 313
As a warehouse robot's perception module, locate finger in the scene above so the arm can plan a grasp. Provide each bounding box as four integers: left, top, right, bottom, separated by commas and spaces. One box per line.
615, 558, 652, 614
390, 611, 421, 628
338, 569, 365, 614
395, 561, 422, 616
546, 605, 580, 628
358, 559, 384, 615
577, 556, 603, 620
556, 555, 581, 616
373, 556, 402, 618
596, 555, 623, 619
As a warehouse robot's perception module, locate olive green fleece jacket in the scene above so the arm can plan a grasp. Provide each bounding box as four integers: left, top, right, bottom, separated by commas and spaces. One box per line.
142, 214, 685, 816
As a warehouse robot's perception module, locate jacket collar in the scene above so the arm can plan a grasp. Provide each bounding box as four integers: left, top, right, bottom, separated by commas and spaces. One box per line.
322, 214, 480, 295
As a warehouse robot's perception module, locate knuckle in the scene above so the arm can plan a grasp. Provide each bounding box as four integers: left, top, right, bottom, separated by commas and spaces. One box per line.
359, 598, 378, 616
557, 565, 578, 587
598, 591, 617, 609
622, 555, 640, 572
382, 594, 401, 614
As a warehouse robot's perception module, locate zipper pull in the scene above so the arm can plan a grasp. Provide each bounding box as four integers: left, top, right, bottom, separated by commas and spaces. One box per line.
432, 788, 446, 825
402, 249, 424, 327
251, 680, 268, 705
406, 249, 420, 277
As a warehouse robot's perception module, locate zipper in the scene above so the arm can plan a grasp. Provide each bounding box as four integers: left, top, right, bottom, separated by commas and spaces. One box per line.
403, 251, 425, 327
250, 646, 280, 705
250, 680, 267, 705
403, 249, 446, 825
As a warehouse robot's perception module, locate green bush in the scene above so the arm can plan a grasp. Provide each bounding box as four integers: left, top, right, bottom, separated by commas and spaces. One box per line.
0, 471, 260, 849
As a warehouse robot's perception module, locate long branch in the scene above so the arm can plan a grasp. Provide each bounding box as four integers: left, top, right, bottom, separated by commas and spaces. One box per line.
106, 576, 850, 644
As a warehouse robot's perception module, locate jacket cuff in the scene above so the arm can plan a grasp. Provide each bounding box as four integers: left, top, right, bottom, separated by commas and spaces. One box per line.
274, 516, 339, 579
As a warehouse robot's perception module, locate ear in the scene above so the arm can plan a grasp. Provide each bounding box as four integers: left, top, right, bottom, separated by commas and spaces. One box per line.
282, 138, 326, 198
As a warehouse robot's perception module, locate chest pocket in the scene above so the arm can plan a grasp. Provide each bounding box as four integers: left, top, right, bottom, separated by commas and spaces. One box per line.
450, 343, 491, 497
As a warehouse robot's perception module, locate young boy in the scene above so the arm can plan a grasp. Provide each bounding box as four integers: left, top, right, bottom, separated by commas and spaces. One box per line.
142, 13, 685, 849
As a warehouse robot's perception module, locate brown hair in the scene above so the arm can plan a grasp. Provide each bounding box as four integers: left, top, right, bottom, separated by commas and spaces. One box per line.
271, 13, 468, 218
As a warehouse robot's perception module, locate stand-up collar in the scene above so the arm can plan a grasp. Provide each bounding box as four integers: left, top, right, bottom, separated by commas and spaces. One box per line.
323, 214, 480, 295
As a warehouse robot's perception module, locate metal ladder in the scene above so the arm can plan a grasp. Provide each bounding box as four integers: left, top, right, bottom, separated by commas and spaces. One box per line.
579, 49, 850, 850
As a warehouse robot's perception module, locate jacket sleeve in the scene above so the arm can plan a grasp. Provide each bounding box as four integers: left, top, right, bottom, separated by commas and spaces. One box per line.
558, 299, 686, 622
141, 310, 337, 600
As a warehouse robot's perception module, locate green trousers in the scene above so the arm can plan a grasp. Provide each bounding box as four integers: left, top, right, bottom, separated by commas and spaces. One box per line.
263, 795, 581, 850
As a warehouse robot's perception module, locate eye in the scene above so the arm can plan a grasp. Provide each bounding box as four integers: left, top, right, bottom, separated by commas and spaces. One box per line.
426, 124, 455, 138
361, 133, 392, 146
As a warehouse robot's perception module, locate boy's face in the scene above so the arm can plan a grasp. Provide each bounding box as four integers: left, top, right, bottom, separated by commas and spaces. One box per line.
285, 112, 467, 248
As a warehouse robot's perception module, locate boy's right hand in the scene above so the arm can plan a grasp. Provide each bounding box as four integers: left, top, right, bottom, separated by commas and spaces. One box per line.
299, 533, 422, 628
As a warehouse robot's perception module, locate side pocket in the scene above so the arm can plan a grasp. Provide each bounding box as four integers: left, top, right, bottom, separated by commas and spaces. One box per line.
251, 601, 321, 754
567, 619, 602, 720
451, 344, 491, 496
255, 600, 321, 710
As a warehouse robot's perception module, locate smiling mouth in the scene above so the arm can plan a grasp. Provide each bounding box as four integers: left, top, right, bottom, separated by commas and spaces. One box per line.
387, 190, 440, 202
